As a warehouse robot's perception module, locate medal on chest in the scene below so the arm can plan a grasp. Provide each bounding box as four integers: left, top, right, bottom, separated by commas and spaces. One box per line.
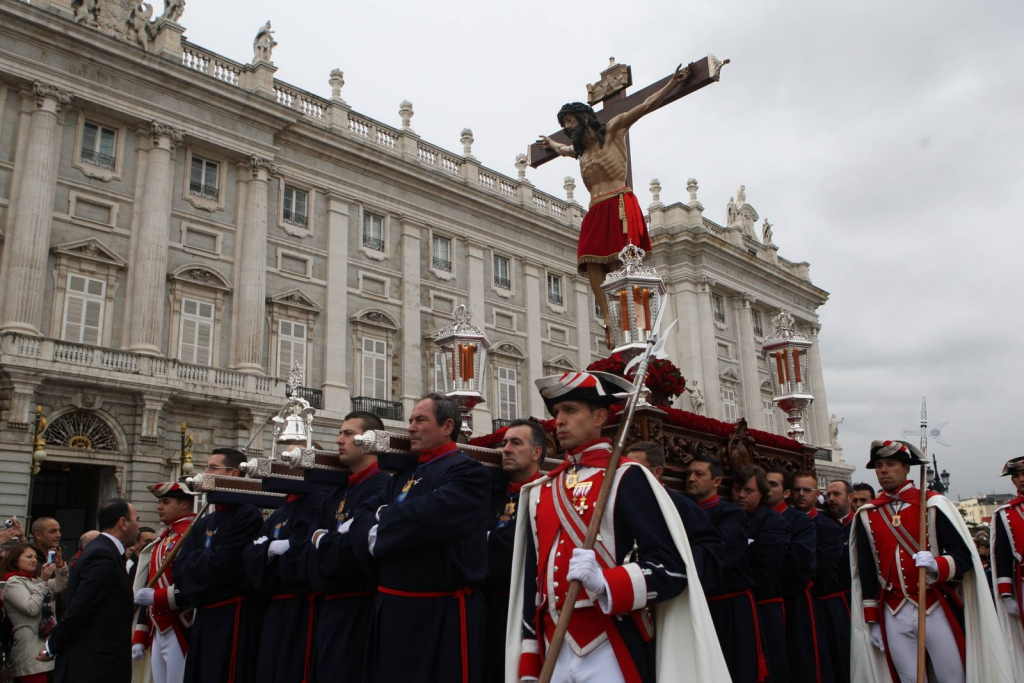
396, 477, 420, 502
335, 499, 347, 528
564, 466, 579, 489
572, 481, 593, 516
495, 498, 517, 530
890, 501, 906, 528
273, 519, 288, 539
204, 528, 217, 549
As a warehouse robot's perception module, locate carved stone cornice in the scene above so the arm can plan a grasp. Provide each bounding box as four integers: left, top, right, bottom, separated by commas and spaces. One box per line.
150, 121, 184, 149
33, 82, 73, 111
246, 155, 279, 179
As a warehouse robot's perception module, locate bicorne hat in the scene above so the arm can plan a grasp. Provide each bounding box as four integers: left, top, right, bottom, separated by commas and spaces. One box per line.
147, 481, 194, 501
1000, 456, 1024, 477
866, 440, 926, 469
535, 371, 635, 415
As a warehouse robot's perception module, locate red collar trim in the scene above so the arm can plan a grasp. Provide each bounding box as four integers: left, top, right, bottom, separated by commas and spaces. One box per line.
805, 507, 819, 518
548, 439, 614, 477
214, 504, 236, 512
285, 494, 303, 504
348, 462, 381, 487
2, 571, 35, 581
1011, 495, 1024, 507
839, 509, 855, 525
697, 495, 720, 510
566, 438, 612, 458
772, 501, 789, 514
163, 514, 196, 536
417, 441, 459, 464
508, 471, 542, 495
879, 481, 919, 505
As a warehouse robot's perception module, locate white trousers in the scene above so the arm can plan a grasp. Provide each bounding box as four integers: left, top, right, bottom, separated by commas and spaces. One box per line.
150, 628, 186, 683
550, 639, 627, 683
883, 604, 965, 683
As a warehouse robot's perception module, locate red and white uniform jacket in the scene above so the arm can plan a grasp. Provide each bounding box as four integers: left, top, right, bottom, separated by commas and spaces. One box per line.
993, 495, 1024, 678
133, 514, 196, 652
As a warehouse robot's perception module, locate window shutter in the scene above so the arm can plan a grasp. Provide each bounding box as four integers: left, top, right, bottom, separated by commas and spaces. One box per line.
180, 318, 196, 363
278, 338, 293, 379
82, 300, 102, 345
195, 319, 212, 366
63, 295, 84, 342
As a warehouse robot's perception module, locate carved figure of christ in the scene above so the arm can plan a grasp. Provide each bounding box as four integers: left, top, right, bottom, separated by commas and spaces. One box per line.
532, 56, 727, 349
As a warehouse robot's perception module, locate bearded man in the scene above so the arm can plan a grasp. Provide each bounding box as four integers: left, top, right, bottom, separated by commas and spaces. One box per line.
537, 64, 690, 348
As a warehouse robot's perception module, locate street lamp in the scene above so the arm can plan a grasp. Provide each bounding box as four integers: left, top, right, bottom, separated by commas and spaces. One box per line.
26, 405, 47, 523
180, 422, 194, 475
926, 454, 951, 494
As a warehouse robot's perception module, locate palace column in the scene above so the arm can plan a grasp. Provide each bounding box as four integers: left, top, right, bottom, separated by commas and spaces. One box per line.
231, 156, 277, 373
322, 193, 351, 414
0, 83, 72, 335
522, 263, 545, 418
399, 219, 423, 419
695, 276, 723, 418
465, 241, 491, 427
125, 122, 183, 355
735, 294, 764, 429
574, 278, 592, 372
806, 322, 832, 448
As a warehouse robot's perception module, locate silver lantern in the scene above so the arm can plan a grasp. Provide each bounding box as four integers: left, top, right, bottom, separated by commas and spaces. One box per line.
762, 311, 814, 442
434, 304, 490, 438
270, 360, 315, 461
599, 244, 667, 359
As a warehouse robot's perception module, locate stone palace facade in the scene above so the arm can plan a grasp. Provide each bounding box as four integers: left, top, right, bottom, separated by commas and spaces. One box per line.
0, 1, 852, 538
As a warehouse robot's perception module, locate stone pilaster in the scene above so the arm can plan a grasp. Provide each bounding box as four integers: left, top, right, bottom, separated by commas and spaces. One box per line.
399, 219, 423, 419
231, 156, 277, 373
0, 83, 71, 336
735, 294, 764, 429
574, 279, 592, 372
667, 281, 702, 411
322, 193, 351, 415
0, 367, 42, 429
806, 323, 832, 449
522, 263, 545, 419
465, 242, 491, 427
696, 277, 722, 418
125, 121, 183, 355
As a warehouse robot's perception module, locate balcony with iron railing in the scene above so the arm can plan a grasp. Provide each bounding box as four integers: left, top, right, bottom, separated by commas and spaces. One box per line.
362, 235, 385, 251
189, 181, 219, 201
291, 386, 323, 410
491, 418, 515, 432
283, 208, 308, 228
548, 291, 564, 306
351, 396, 403, 421
494, 276, 511, 290
432, 256, 451, 272
80, 148, 115, 170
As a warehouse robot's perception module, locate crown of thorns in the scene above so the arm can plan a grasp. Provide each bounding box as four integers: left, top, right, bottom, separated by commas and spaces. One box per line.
557, 102, 598, 127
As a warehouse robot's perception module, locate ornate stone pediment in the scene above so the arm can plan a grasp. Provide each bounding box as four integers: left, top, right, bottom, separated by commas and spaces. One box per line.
545, 354, 578, 372
169, 264, 232, 291
51, 238, 126, 268
267, 289, 322, 313
720, 368, 741, 383
350, 308, 399, 331
490, 341, 526, 359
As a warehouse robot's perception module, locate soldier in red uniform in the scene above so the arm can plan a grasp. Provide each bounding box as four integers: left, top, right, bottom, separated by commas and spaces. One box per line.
850, 440, 1012, 682
132, 482, 196, 683
992, 455, 1024, 677
507, 371, 725, 683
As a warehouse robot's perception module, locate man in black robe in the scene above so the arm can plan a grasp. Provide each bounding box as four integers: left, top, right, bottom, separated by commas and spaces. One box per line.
175, 448, 264, 683
350, 393, 490, 683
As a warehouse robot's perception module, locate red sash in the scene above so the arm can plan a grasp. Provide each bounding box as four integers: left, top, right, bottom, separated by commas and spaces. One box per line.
377, 586, 473, 683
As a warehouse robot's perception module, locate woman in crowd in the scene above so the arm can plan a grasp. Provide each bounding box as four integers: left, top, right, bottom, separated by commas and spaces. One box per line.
0, 542, 67, 683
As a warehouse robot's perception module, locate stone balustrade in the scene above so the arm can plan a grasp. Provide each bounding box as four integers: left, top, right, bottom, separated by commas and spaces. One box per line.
0, 333, 284, 402
181, 41, 242, 86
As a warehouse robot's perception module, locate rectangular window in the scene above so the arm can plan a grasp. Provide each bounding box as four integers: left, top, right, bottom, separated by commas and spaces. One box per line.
761, 398, 778, 434
712, 294, 726, 323
547, 274, 563, 306
363, 212, 385, 251
179, 298, 214, 365
721, 385, 738, 422
81, 121, 117, 170
361, 338, 388, 399
493, 255, 511, 290
283, 186, 309, 228
189, 156, 220, 200
497, 366, 519, 421
432, 235, 452, 272
278, 320, 307, 381
62, 274, 105, 345
752, 309, 764, 336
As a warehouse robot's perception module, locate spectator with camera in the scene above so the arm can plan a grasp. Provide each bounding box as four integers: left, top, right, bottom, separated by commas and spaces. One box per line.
0, 541, 67, 682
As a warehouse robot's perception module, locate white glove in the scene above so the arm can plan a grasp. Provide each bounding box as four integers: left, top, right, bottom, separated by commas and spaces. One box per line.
253, 535, 268, 546
267, 540, 290, 557
869, 623, 885, 652
132, 643, 146, 660
567, 548, 607, 600
368, 524, 379, 557
134, 588, 155, 606
337, 519, 353, 535
1004, 596, 1020, 617
912, 550, 938, 574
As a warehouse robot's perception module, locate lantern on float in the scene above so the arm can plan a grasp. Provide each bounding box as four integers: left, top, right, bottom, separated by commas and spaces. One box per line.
762, 311, 814, 442
599, 244, 667, 360
434, 304, 490, 437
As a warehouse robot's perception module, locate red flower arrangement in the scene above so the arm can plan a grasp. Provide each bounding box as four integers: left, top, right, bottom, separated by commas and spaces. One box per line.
586, 353, 686, 403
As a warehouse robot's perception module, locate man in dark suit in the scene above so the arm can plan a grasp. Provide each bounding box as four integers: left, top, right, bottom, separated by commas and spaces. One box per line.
37, 498, 140, 683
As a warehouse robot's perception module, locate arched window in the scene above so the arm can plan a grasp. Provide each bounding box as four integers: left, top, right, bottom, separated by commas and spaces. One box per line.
44, 410, 119, 451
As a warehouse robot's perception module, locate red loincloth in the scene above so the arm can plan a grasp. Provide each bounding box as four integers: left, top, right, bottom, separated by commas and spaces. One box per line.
577, 187, 651, 275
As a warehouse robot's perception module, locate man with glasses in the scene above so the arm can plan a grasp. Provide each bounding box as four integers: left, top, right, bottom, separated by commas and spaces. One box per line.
174, 448, 263, 683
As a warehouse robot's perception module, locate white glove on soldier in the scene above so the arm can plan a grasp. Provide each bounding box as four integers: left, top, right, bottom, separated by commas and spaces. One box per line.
134, 588, 155, 606
1004, 596, 1020, 617
132, 643, 146, 660
912, 550, 938, 575
567, 548, 608, 601
368, 525, 379, 557
870, 623, 885, 652
253, 535, 268, 546
267, 539, 290, 557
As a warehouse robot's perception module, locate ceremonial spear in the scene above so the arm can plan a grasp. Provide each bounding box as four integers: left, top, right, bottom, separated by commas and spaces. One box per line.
536, 300, 676, 683
915, 398, 929, 683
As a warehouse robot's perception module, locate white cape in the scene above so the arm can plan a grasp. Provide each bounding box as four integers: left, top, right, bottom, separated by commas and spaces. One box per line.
131, 540, 155, 683
504, 462, 730, 682
849, 494, 1013, 682
990, 504, 1024, 680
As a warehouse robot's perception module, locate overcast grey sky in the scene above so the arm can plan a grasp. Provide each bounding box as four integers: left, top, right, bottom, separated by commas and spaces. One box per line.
184, 0, 1024, 499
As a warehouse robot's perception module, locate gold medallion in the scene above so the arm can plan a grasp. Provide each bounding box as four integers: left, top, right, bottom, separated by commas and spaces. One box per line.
565, 468, 578, 489
892, 515, 901, 528
401, 478, 414, 494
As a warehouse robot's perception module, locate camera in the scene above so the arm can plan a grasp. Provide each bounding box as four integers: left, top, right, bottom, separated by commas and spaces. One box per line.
47, 549, 56, 564
3, 518, 14, 530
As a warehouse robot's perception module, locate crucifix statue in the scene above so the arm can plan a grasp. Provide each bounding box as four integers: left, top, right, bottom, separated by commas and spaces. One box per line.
533, 55, 727, 348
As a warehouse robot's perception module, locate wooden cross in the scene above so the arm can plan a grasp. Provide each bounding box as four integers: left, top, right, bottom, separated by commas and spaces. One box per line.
529, 54, 728, 188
